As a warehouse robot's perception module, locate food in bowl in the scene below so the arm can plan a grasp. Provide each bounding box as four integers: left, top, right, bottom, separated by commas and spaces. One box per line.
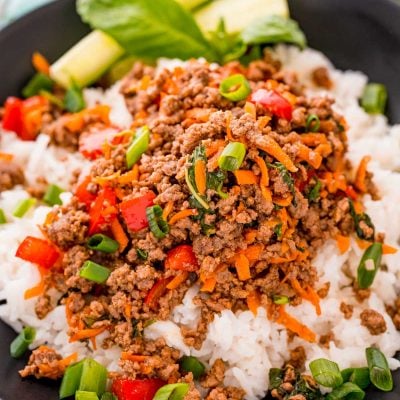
0, 0, 399, 399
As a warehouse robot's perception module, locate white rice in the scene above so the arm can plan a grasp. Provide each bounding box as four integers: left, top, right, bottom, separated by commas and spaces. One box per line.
0, 45, 399, 399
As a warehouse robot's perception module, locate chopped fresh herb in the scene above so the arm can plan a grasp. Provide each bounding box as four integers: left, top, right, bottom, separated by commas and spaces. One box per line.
307, 179, 322, 202
349, 200, 375, 240
207, 169, 228, 199
274, 223, 283, 240
269, 162, 296, 202
64, 82, 86, 112
136, 248, 148, 261
22, 73, 54, 98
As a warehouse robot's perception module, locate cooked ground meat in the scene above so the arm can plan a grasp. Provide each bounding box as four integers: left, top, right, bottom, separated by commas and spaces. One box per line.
360, 309, 387, 335
311, 66, 333, 89
205, 387, 245, 400
201, 359, 226, 389
0, 159, 24, 191
340, 302, 354, 319
386, 296, 400, 330
288, 346, 306, 371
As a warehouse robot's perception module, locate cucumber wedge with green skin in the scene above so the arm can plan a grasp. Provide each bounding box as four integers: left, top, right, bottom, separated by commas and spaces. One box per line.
50, 30, 125, 89
194, 0, 289, 34
174, 0, 210, 11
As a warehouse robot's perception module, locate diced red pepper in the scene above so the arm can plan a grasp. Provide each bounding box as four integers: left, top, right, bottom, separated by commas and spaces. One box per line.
15, 236, 60, 269
250, 89, 293, 120
144, 278, 172, 310
89, 187, 117, 235
165, 244, 199, 271
112, 378, 165, 400
120, 191, 156, 232
2, 97, 24, 134
79, 127, 119, 160
74, 176, 96, 208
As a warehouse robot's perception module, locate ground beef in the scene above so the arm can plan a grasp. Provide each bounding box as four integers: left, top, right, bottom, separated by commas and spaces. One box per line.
340, 302, 354, 319
360, 309, 387, 335
201, 359, 225, 389
386, 297, 400, 330
311, 66, 333, 89
205, 387, 245, 400
288, 346, 306, 371
0, 160, 24, 191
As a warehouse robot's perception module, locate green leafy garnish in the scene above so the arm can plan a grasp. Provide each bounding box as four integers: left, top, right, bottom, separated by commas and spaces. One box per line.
349, 200, 375, 241
64, 82, 86, 112
274, 223, 283, 239
207, 169, 228, 199
307, 179, 322, 202
269, 162, 295, 200
136, 248, 148, 261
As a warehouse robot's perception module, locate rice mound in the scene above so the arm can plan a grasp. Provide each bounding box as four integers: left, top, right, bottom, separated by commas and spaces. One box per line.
0, 45, 399, 399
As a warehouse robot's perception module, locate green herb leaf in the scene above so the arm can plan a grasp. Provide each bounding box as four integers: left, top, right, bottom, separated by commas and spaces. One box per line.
307, 179, 322, 202
77, 0, 217, 61
241, 15, 306, 49
64, 82, 86, 112
349, 200, 375, 241
136, 248, 148, 261
207, 169, 228, 199
22, 73, 54, 98
273, 223, 283, 239
269, 162, 295, 197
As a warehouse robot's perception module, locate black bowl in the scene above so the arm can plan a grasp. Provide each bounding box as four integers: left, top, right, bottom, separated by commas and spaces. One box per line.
0, 0, 399, 399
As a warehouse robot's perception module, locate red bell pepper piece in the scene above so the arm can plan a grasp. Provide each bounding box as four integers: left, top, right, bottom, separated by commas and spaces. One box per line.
15, 236, 60, 269
79, 127, 119, 160
2, 97, 24, 134
120, 191, 156, 232
74, 176, 96, 208
112, 378, 165, 400
89, 187, 117, 235
144, 278, 172, 309
165, 244, 199, 272
250, 89, 293, 120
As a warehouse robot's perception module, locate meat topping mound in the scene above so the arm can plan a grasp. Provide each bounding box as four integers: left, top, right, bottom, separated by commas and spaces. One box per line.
0, 159, 24, 192
360, 309, 387, 335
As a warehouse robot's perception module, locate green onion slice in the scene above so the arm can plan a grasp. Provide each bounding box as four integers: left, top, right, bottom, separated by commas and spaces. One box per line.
179, 356, 205, 380
273, 295, 289, 305
126, 126, 150, 169
43, 184, 64, 206
357, 243, 382, 289
0, 209, 6, 224
219, 74, 251, 102
361, 83, 387, 115
79, 261, 111, 284
306, 114, 320, 132
100, 393, 117, 400
341, 367, 370, 389
87, 234, 119, 253
218, 142, 246, 171
75, 391, 99, 400
10, 326, 36, 358
64, 82, 86, 113
307, 179, 322, 202
309, 358, 343, 388
13, 198, 36, 218
60, 360, 84, 399
40, 90, 65, 109
366, 347, 393, 391
136, 248, 148, 260
78, 358, 108, 396
326, 382, 365, 400
153, 383, 190, 400
146, 205, 169, 239
22, 73, 54, 98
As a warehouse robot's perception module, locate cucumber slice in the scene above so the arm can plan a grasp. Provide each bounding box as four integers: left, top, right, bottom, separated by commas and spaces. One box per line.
174, 0, 209, 10
194, 0, 289, 34
50, 30, 125, 89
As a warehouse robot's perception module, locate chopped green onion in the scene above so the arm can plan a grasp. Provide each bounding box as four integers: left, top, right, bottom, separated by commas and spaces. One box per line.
309, 358, 343, 388
60, 361, 84, 399
305, 114, 320, 132
307, 179, 322, 202
10, 326, 36, 358
146, 205, 169, 239
366, 347, 393, 391
349, 200, 375, 241
64, 82, 86, 113
153, 383, 190, 400
78, 358, 108, 396
185, 167, 209, 210
219, 74, 251, 101
179, 356, 205, 380
341, 367, 370, 389
22, 72, 54, 98
87, 234, 119, 253
361, 83, 387, 115
126, 126, 150, 169
13, 198, 36, 218
136, 248, 148, 260
218, 142, 246, 171
0, 209, 6, 224
100, 393, 117, 400
79, 261, 111, 284
326, 382, 365, 400
40, 90, 65, 109
43, 184, 64, 206
75, 391, 99, 400
357, 243, 382, 289
273, 295, 289, 305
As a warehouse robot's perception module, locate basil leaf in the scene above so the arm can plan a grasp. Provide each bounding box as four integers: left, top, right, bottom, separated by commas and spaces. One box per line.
241, 15, 306, 49
77, 0, 217, 61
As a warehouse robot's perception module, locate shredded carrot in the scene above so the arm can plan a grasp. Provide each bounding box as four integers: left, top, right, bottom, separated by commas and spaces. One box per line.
273, 195, 293, 207
382, 244, 398, 255
353, 201, 364, 214
281, 91, 297, 105
124, 302, 132, 319
242, 244, 264, 262
297, 143, 323, 169
315, 143, 332, 157
257, 136, 298, 172
90, 336, 98, 351
205, 140, 226, 157
296, 249, 310, 262
244, 229, 258, 244
336, 234, 351, 254
200, 277, 217, 292
278, 208, 288, 235
32, 51, 50, 75
257, 116, 271, 130
234, 170, 259, 185
260, 185, 272, 202
93, 171, 121, 185
300, 133, 328, 146
208, 149, 223, 171
226, 112, 234, 141
59, 352, 78, 368
102, 141, 111, 160
168, 209, 198, 225
291, 278, 321, 316
118, 165, 140, 184
234, 254, 251, 281
110, 218, 129, 252
355, 238, 371, 250
269, 253, 298, 264
121, 352, 149, 362
247, 291, 261, 316
185, 108, 213, 122
276, 306, 316, 343
244, 102, 256, 119
266, 79, 279, 90
69, 326, 107, 343
166, 271, 189, 290
24, 267, 46, 300
194, 159, 207, 195
140, 75, 151, 90
354, 155, 371, 193
254, 155, 269, 186
0, 152, 14, 162
162, 201, 174, 221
